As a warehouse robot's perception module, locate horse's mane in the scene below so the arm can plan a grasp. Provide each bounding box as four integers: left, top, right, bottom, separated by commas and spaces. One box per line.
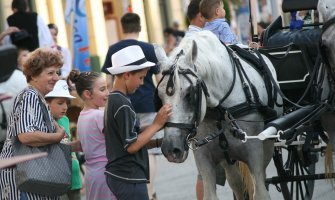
167, 31, 229, 81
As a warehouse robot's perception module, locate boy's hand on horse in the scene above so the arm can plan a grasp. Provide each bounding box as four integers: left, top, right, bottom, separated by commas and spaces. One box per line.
154, 103, 172, 128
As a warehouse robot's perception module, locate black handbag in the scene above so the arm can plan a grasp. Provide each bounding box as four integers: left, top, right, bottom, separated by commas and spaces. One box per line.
12, 88, 72, 196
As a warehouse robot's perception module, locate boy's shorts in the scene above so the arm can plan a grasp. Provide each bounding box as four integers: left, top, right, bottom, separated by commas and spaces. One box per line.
106, 175, 149, 200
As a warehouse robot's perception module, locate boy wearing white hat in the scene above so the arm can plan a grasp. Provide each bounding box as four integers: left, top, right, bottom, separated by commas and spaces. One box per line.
104, 45, 172, 200
45, 80, 82, 199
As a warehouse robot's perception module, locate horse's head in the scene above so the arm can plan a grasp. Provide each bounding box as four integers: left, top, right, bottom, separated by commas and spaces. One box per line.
154, 41, 209, 163
318, 0, 335, 21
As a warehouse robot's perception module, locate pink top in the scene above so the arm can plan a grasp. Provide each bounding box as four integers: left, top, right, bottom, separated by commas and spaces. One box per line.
77, 109, 116, 199
77, 109, 107, 166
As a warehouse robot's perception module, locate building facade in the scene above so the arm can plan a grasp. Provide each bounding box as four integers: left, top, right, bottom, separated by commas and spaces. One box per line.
0, 0, 188, 71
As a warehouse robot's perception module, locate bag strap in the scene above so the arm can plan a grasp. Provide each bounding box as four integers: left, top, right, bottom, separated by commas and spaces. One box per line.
38, 97, 54, 133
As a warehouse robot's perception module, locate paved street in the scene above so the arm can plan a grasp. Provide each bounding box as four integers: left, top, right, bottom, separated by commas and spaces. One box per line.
154, 150, 335, 200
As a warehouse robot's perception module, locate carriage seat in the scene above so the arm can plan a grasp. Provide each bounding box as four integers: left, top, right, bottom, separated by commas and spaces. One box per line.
262, 0, 321, 60
260, 0, 321, 103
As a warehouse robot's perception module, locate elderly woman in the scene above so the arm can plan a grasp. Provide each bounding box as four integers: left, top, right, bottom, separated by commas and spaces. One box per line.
0, 47, 65, 199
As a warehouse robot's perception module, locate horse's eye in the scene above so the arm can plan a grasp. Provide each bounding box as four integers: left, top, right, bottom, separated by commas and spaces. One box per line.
185, 92, 192, 102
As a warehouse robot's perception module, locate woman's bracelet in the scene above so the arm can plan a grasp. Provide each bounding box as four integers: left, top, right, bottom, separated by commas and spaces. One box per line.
156, 138, 159, 148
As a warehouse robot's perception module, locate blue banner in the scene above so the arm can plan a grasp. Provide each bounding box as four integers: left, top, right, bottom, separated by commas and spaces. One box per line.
66, 0, 91, 71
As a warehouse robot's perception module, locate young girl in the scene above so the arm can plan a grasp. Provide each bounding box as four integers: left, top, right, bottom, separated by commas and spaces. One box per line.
68, 70, 116, 200
45, 80, 82, 200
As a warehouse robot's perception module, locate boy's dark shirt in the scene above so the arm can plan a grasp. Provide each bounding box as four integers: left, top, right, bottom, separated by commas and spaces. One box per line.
104, 91, 149, 183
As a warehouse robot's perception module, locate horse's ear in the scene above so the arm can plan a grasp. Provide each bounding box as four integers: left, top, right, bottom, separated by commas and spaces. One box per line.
191, 40, 198, 63
153, 43, 168, 62
318, 0, 335, 21
185, 40, 198, 65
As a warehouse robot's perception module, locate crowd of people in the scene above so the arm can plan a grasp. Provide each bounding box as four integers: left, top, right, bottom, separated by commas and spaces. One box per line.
0, 0, 265, 199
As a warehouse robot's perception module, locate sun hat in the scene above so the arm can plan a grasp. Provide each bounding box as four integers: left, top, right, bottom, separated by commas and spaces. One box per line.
107, 45, 155, 75
45, 80, 75, 99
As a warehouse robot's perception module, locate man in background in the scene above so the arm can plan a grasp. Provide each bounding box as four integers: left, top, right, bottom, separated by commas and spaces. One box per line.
5, 0, 54, 51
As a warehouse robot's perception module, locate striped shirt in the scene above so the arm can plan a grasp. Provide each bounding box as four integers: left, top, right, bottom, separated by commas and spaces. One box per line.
0, 87, 58, 200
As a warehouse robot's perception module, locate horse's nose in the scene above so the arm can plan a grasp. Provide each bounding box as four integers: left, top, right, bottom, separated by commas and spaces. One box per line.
172, 148, 183, 159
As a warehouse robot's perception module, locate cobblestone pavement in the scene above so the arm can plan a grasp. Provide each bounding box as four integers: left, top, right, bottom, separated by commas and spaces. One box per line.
154, 151, 335, 200
81, 151, 335, 200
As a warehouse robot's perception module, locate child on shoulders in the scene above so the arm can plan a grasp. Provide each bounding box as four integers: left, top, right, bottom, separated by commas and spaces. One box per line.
200, 0, 238, 44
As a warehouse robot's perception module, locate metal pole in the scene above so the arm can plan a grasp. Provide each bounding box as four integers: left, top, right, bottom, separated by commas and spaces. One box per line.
249, 0, 258, 42
270, 0, 281, 20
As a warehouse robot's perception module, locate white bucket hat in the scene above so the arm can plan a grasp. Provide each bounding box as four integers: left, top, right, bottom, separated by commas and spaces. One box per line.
45, 80, 75, 99
107, 45, 155, 75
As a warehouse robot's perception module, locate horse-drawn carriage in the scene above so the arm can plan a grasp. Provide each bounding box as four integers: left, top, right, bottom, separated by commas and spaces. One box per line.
155, 0, 335, 199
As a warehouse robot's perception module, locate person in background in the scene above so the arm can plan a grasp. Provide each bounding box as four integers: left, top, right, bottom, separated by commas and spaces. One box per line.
163, 27, 178, 55
185, 0, 205, 37
5, 0, 54, 51
0, 26, 19, 45
101, 12, 162, 200
48, 23, 72, 79
17, 47, 29, 70
0, 45, 28, 153
68, 70, 116, 200
185, 1, 226, 199
0, 47, 64, 200
200, 0, 238, 44
45, 80, 82, 200
104, 45, 172, 200
171, 21, 185, 42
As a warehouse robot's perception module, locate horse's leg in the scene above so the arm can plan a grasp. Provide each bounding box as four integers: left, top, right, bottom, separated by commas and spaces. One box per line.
222, 160, 246, 200
194, 147, 218, 200
243, 140, 271, 200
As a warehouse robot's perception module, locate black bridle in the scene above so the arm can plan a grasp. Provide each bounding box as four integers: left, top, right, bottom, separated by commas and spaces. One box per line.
158, 50, 209, 142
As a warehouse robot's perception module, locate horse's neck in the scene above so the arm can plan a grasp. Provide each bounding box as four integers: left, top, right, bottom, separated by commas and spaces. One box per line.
196, 45, 245, 108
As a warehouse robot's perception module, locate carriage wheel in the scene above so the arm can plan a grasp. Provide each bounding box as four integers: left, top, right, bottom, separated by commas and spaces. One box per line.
272, 138, 317, 200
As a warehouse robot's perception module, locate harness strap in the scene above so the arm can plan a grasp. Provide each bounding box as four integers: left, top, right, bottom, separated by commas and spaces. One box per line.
195, 128, 224, 147
234, 54, 253, 103
218, 45, 237, 105
216, 120, 236, 165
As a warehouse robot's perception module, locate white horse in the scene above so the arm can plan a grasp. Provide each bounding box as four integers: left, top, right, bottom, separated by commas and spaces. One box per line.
155, 31, 283, 200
